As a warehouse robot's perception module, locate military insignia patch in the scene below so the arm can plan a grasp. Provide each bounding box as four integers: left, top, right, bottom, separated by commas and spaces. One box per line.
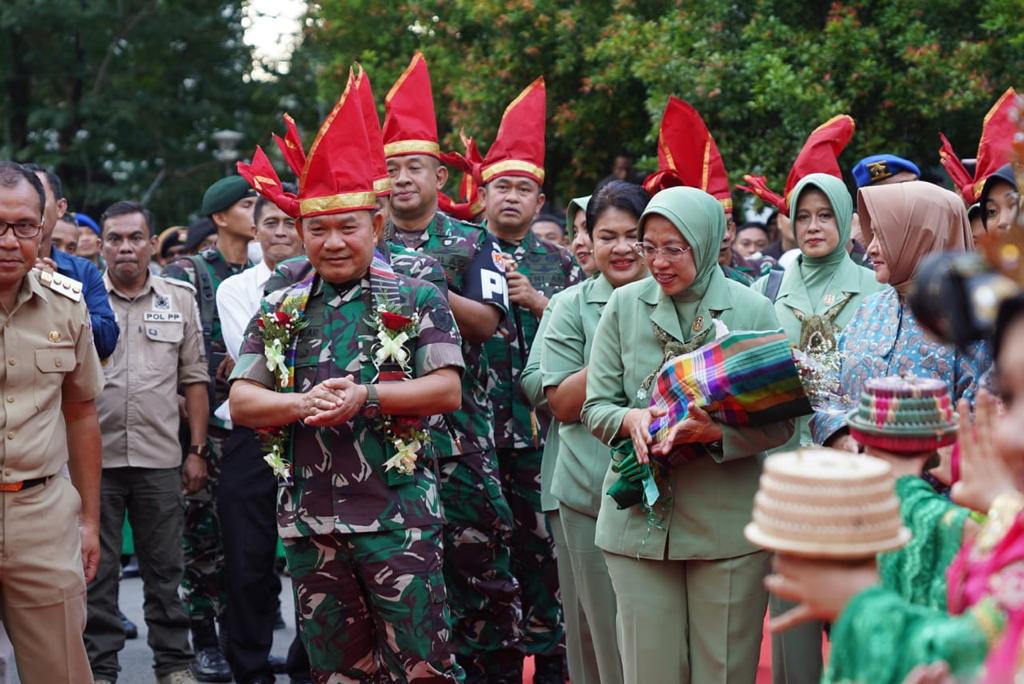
153, 294, 171, 311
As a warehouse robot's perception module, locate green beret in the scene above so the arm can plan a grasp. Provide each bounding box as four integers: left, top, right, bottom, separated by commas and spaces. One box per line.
201, 176, 256, 216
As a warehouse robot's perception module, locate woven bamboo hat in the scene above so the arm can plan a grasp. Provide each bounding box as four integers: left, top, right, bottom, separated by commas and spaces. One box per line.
847, 376, 958, 454
744, 448, 910, 559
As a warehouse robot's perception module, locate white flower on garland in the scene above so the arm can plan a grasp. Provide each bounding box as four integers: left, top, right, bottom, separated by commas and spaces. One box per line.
263, 443, 290, 480
375, 329, 411, 368
383, 437, 421, 476
264, 338, 288, 385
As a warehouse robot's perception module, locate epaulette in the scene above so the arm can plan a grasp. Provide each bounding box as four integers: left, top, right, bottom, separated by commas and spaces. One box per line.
35, 268, 83, 302
161, 276, 197, 294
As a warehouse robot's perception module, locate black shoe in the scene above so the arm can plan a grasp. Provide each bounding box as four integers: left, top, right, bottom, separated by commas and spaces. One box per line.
121, 555, 140, 579
288, 677, 312, 684
273, 607, 286, 631
119, 611, 138, 640
480, 649, 523, 684
267, 654, 287, 674
533, 653, 565, 684
193, 647, 232, 683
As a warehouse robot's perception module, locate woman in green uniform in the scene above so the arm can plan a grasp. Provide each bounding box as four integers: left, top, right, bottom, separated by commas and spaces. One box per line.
582, 186, 794, 683
754, 173, 884, 683
530, 180, 651, 684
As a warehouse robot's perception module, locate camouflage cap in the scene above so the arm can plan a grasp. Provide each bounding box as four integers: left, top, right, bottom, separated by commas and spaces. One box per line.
201, 175, 256, 216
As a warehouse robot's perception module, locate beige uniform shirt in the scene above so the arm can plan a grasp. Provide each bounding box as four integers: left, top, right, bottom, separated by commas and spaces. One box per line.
98, 273, 208, 469
0, 270, 104, 482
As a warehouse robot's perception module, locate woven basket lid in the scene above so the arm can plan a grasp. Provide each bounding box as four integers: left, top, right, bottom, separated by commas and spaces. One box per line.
744, 448, 910, 559
846, 376, 958, 452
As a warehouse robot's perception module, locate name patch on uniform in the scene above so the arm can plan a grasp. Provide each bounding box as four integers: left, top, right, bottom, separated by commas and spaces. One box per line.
144, 312, 182, 323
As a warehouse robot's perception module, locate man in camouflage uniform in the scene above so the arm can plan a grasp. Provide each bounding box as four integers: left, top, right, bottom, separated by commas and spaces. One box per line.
477, 78, 578, 683
163, 175, 256, 681
231, 67, 466, 683
381, 52, 521, 683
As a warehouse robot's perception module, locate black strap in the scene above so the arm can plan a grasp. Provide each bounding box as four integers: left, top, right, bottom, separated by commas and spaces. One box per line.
188, 255, 219, 409
764, 267, 785, 304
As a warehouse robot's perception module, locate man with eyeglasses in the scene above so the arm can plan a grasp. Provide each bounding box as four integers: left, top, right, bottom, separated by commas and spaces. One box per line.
23, 163, 119, 360
0, 160, 104, 682
85, 200, 209, 684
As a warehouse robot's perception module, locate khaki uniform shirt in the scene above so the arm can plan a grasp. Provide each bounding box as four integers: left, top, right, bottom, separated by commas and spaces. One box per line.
99, 273, 208, 469
0, 270, 104, 482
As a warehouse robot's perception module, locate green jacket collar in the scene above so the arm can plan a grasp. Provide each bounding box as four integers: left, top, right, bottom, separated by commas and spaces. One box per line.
639, 269, 734, 343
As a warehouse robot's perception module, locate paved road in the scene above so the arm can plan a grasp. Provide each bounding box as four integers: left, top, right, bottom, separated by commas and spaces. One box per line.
11, 575, 299, 683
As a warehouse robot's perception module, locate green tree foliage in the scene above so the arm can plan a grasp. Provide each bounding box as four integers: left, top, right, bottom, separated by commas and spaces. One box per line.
299, 0, 1022, 212
0, 0, 292, 225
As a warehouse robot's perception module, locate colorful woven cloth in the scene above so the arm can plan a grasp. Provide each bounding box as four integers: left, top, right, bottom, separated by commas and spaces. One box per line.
648, 330, 812, 441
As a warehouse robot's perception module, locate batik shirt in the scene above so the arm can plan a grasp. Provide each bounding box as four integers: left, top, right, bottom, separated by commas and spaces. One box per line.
484, 231, 582, 450
232, 264, 464, 538
811, 287, 991, 444
387, 212, 509, 457
163, 248, 250, 429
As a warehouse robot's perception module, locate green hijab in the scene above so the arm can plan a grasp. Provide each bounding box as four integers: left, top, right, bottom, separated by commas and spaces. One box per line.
565, 195, 591, 241
788, 173, 856, 315
640, 186, 725, 337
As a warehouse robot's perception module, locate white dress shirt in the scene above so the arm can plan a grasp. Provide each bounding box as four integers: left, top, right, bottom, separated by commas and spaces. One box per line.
214, 260, 272, 424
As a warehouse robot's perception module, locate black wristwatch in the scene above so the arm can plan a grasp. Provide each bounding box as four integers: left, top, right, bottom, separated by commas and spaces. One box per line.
188, 443, 209, 460
360, 385, 381, 420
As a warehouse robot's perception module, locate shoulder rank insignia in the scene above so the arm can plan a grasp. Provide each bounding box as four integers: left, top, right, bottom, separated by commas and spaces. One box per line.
38, 269, 83, 302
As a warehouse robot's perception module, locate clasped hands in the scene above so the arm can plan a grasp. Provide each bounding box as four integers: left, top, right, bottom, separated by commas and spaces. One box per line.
620, 401, 722, 464
298, 376, 369, 427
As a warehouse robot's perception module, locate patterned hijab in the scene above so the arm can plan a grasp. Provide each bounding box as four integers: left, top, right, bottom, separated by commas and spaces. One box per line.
857, 180, 972, 292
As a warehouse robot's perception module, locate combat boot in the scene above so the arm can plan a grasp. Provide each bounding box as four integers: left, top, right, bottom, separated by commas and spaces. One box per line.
480, 648, 523, 684
532, 653, 566, 684
191, 618, 231, 683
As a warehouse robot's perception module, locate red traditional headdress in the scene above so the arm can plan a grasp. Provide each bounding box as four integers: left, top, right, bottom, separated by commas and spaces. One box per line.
382, 52, 440, 159
354, 64, 391, 197
739, 115, 856, 214
479, 77, 546, 186
939, 88, 1019, 206
643, 97, 732, 212
439, 131, 485, 221
237, 67, 378, 219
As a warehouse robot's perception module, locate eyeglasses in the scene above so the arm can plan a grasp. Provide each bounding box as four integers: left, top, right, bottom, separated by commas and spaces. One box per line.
0, 221, 42, 240
634, 242, 692, 261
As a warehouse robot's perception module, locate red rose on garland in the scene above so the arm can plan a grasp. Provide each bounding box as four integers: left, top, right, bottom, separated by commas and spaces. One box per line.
380, 311, 413, 331
274, 311, 292, 326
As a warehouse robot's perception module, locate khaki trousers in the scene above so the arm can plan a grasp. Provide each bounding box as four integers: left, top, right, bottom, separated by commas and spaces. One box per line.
547, 510, 598, 684
559, 506, 623, 684
0, 476, 92, 684
604, 550, 770, 684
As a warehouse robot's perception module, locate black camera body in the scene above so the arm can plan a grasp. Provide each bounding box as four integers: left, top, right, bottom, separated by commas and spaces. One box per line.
910, 251, 1020, 348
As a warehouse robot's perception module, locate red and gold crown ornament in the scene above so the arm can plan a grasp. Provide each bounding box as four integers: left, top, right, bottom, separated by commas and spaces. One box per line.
479, 77, 546, 187
643, 96, 733, 214
739, 115, 856, 215
939, 87, 1019, 206
237, 67, 379, 220
382, 52, 441, 160
440, 130, 485, 221
355, 64, 392, 197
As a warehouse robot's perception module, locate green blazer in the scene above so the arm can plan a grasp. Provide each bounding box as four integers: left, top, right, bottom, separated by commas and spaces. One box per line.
582, 271, 795, 560
540, 274, 616, 518
752, 258, 884, 448
521, 290, 568, 513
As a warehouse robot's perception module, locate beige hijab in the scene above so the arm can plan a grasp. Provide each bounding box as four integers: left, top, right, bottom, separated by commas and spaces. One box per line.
857, 180, 972, 292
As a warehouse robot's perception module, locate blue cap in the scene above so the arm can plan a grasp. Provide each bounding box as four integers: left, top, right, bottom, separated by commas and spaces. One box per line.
74, 212, 101, 235
851, 154, 921, 188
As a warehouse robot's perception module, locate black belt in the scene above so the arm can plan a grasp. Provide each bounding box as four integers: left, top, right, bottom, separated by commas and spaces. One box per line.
0, 476, 51, 492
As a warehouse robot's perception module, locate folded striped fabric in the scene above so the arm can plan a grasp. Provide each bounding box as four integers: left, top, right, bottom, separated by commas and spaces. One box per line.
648, 330, 812, 442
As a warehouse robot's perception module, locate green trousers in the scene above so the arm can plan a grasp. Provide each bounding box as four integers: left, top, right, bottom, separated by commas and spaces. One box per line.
769, 594, 823, 684
604, 550, 770, 684
547, 510, 595, 684
558, 506, 622, 684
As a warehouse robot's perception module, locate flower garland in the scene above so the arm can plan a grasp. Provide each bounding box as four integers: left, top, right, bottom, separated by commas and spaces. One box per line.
366, 295, 429, 480
255, 293, 310, 484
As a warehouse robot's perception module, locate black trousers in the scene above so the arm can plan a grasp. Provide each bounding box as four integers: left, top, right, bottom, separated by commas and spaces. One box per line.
218, 426, 308, 682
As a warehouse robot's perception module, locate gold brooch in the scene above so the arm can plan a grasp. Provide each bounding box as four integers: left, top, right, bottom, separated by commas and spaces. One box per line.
48, 330, 61, 343
823, 293, 835, 306
692, 315, 705, 332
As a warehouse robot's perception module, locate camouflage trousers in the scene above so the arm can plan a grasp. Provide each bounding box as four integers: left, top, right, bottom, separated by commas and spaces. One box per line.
495, 447, 565, 657
438, 451, 522, 657
182, 429, 226, 625
283, 525, 464, 683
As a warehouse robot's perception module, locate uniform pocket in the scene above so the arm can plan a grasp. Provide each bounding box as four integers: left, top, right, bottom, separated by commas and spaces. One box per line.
33, 347, 75, 409
144, 321, 183, 344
